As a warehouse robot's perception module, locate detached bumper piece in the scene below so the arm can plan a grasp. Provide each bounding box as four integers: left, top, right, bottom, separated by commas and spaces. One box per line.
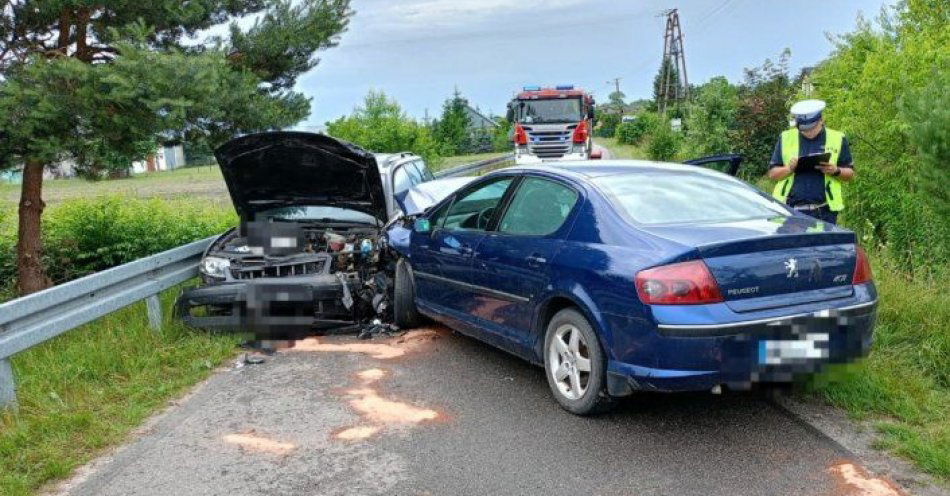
174, 274, 361, 340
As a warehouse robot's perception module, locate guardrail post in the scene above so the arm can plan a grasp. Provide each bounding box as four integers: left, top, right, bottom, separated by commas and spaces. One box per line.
146, 294, 162, 333
0, 358, 15, 410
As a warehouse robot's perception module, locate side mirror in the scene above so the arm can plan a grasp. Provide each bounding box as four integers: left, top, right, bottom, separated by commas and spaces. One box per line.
413, 218, 431, 233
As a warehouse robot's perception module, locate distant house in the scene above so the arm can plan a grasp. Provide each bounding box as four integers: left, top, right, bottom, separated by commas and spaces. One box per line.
131, 144, 186, 174
464, 105, 499, 132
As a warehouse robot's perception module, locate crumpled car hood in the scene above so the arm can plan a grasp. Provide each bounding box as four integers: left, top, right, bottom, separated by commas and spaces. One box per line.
399, 176, 478, 215
215, 132, 386, 221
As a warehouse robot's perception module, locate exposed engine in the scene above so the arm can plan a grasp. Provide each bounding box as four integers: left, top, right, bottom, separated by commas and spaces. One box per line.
183, 220, 394, 337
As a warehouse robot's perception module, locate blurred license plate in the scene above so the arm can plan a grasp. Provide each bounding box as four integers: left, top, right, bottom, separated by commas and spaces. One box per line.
758, 333, 829, 365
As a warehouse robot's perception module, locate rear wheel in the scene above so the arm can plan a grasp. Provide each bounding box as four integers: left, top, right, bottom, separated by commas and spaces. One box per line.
393, 258, 423, 329
543, 308, 611, 415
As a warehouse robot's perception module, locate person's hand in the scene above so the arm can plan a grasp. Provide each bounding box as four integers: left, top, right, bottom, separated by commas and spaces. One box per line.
787, 156, 799, 172
818, 162, 838, 175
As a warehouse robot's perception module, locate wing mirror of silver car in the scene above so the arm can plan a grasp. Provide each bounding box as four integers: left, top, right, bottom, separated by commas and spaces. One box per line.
413, 218, 431, 233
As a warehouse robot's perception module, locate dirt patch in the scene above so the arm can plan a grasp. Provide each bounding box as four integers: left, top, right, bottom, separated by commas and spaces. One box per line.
285, 328, 444, 359
222, 431, 296, 455
828, 461, 907, 496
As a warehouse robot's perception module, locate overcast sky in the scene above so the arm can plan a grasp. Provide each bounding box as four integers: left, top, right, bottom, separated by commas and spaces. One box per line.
291, 0, 895, 130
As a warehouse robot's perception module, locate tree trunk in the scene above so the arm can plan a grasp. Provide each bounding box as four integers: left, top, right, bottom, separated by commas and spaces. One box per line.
16, 160, 52, 295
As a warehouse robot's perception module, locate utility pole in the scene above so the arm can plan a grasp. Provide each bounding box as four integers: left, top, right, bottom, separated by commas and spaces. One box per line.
659, 8, 689, 115
606, 77, 622, 95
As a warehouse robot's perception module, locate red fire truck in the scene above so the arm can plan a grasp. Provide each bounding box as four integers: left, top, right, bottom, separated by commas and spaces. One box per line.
506, 85, 596, 165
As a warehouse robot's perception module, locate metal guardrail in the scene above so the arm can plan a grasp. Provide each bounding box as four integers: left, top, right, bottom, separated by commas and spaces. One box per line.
0, 155, 513, 409
434, 153, 513, 178
0, 237, 215, 408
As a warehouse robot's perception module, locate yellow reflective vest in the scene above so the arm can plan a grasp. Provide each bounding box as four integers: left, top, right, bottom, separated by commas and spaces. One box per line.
772, 127, 846, 211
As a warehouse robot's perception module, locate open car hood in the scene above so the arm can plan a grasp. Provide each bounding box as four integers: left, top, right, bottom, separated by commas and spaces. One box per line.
215, 132, 385, 221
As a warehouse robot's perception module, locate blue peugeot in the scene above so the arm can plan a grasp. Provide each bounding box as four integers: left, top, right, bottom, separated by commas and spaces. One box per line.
385, 161, 877, 415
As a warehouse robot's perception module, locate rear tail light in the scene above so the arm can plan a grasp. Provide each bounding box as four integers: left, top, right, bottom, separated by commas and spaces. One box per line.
635, 260, 724, 305
514, 124, 527, 145
852, 245, 873, 284
572, 120, 589, 143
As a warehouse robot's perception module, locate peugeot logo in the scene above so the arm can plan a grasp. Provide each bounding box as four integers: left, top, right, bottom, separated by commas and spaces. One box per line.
784, 258, 799, 279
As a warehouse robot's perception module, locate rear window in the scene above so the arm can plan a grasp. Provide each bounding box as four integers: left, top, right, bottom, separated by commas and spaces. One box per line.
591, 171, 788, 225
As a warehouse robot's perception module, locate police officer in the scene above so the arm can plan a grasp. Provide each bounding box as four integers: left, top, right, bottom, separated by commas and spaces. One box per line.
768, 100, 854, 224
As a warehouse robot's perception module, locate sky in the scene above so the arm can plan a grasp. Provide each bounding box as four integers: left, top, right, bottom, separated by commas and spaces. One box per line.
288, 0, 896, 130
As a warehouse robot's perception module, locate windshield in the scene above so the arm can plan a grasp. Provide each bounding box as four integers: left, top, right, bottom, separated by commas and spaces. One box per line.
258, 206, 378, 225
592, 171, 789, 225
515, 98, 583, 124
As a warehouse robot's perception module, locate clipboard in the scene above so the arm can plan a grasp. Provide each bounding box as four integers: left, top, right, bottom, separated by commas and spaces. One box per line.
796, 152, 831, 172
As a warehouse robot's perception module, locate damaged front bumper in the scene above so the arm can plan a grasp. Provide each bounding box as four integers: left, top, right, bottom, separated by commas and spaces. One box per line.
174, 274, 364, 339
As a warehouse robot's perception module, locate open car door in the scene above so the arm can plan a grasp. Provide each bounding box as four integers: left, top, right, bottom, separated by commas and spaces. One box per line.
683, 154, 742, 176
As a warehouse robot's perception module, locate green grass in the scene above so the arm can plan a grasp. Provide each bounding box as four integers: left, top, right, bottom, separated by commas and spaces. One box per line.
0, 288, 238, 495
809, 257, 950, 479
597, 139, 950, 481
0, 152, 505, 206
594, 137, 647, 160
431, 151, 509, 172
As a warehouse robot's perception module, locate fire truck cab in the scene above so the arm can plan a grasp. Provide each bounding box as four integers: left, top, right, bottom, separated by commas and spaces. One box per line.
507, 85, 596, 165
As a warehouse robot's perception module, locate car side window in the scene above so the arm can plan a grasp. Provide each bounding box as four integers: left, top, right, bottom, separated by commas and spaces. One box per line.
441, 177, 514, 232
413, 159, 434, 182
498, 177, 578, 236
392, 165, 413, 199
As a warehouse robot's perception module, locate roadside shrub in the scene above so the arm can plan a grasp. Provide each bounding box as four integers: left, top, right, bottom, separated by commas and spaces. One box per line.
615, 112, 658, 145
595, 112, 621, 138
40, 196, 235, 284
807, 2, 950, 269
732, 50, 796, 179
682, 76, 740, 158
646, 120, 681, 161
326, 90, 442, 165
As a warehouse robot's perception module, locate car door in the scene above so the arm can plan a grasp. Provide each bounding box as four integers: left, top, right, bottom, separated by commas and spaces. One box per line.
410, 176, 516, 317
470, 176, 581, 354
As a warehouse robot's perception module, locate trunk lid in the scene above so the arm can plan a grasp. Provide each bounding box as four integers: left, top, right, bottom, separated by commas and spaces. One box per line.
215, 132, 386, 221
644, 216, 857, 312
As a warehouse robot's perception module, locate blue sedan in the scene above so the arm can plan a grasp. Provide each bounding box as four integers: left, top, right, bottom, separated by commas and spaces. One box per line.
385, 161, 877, 415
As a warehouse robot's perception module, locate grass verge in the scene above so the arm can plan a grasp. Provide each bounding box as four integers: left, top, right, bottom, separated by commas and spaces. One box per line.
594, 137, 647, 160
809, 256, 950, 480
0, 287, 238, 495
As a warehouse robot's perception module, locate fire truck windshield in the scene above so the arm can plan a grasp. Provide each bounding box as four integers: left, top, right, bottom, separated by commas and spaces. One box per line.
515, 98, 583, 124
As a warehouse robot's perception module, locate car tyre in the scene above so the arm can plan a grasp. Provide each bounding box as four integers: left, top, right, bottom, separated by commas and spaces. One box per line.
543, 308, 612, 415
393, 258, 423, 329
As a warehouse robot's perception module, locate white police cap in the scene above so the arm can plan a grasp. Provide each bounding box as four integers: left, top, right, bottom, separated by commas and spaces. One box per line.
790, 99, 826, 129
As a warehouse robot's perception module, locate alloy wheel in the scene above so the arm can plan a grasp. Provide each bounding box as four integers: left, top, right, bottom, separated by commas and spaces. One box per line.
547, 323, 592, 401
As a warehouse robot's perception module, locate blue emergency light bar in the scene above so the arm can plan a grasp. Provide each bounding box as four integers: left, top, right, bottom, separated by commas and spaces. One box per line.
556, 85, 575, 90
522, 85, 541, 91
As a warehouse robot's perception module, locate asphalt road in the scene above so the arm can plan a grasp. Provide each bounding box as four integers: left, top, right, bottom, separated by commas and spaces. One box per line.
57, 326, 896, 496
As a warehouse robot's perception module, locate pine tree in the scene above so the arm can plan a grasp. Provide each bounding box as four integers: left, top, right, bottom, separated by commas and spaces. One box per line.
0, 0, 352, 294
434, 88, 473, 156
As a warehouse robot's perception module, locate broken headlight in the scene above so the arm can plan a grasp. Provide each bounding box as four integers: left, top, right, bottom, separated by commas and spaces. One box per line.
200, 256, 231, 279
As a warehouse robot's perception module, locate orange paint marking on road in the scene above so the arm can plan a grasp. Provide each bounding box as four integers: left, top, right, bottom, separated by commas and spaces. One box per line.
356, 368, 387, 383
222, 432, 296, 455
346, 387, 440, 425
333, 425, 381, 441
828, 461, 907, 496
285, 328, 443, 359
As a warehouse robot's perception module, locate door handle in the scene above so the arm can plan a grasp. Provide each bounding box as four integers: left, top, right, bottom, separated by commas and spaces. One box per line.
526, 254, 547, 267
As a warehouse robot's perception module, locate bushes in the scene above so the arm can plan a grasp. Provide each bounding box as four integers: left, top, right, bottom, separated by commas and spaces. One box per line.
645, 121, 681, 161
326, 90, 442, 165
615, 112, 659, 145
595, 112, 621, 138
0, 196, 235, 295
807, 2, 950, 269
682, 76, 740, 158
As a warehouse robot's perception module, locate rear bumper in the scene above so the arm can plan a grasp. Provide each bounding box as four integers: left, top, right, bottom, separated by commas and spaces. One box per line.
605, 298, 877, 395
174, 276, 358, 338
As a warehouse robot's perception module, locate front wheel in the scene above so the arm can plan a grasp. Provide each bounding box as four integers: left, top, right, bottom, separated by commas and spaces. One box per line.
393, 258, 423, 329
543, 308, 612, 415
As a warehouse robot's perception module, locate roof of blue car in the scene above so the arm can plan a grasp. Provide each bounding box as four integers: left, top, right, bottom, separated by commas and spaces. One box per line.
504, 160, 714, 179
